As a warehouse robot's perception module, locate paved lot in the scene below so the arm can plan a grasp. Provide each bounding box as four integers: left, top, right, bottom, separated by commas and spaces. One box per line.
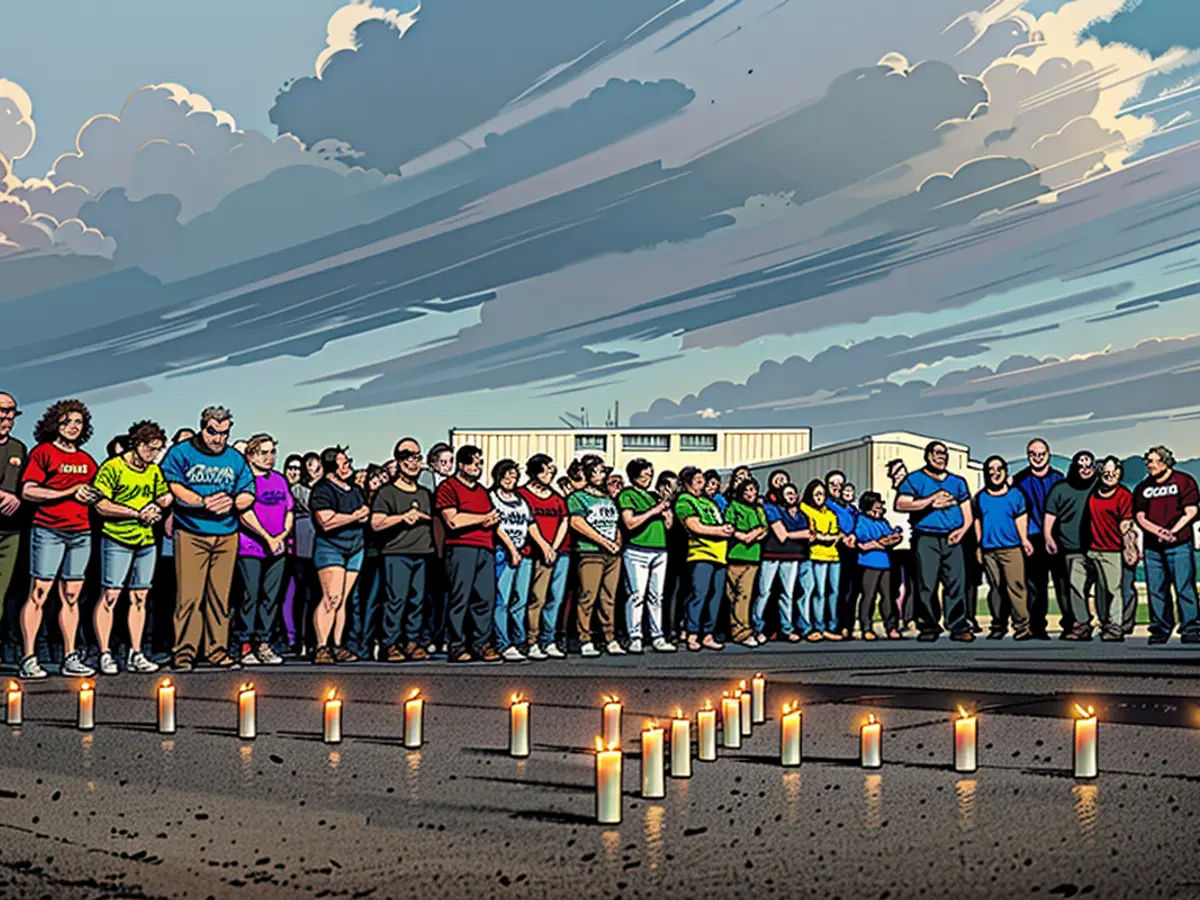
1, 640, 1199, 899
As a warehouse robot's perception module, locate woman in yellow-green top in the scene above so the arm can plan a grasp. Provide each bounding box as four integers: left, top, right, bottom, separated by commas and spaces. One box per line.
674, 466, 734, 652
800, 479, 843, 643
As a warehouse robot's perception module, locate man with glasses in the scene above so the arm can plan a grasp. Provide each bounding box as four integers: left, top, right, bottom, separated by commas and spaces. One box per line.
160, 406, 255, 670
0, 393, 25, 654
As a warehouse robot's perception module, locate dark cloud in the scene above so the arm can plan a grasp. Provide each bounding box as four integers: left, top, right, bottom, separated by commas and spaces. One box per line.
1083, 0, 1200, 55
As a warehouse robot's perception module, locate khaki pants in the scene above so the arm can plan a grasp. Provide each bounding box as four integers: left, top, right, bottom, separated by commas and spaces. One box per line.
1087, 550, 1124, 634
0, 533, 18, 633
725, 562, 759, 642
174, 531, 238, 662
576, 554, 621, 644
981, 547, 1030, 633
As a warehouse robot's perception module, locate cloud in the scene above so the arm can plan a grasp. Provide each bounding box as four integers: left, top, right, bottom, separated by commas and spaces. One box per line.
1083, 0, 1200, 55
46, 217, 116, 259
316, 1, 420, 76
0, 78, 35, 162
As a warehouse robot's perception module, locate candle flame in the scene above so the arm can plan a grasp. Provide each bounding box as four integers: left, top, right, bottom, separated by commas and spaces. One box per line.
783, 701, 798, 715
603, 694, 620, 705
80, 682, 92, 692
958, 706, 971, 719
408, 688, 420, 700
867, 713, 877, 725
239, 682, 253, 693
703, 698, 712, 710
7, 681, 18, 692
161, 678, 173, 689
675, 707, 684, 719
739, 680, 746, 690
327, 688, 337, 702
755, 673, 764, 680
595, 736, 604, 752
643, 719, 660, 732
1075, 704, 1095, 718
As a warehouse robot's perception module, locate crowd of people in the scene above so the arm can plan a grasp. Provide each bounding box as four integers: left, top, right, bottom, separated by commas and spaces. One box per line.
0, 392, 1197, 679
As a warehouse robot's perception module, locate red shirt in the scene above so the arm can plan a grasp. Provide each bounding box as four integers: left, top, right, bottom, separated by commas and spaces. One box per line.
22, 443, 98, 533
435, 476, 495, 550
518, 486, 570, 557
1134, 470, 1200, 550
1087, 487, 1132, 552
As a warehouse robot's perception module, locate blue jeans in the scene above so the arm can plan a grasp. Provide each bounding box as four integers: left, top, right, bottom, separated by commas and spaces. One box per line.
494, 549, 533, 651
100, 537, 157, 590
684, 561, 726, 637
1143, 543, 1200, 637
30, 526, 91, 581
806, 561, 840, 633
756, 559, 813, 635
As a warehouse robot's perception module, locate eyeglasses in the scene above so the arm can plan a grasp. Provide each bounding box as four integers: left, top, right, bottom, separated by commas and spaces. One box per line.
0, 407, 19, 419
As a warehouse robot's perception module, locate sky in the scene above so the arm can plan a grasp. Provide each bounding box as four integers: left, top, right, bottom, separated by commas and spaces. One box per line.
2, 0, 1200, 465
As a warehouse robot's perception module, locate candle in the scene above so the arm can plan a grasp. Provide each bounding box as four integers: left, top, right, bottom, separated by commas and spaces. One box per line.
670, 709, 691, 778
738, 681, 752, 737
595, 738, 622, 824
238, 683, 256, 740
697, 700, 717, 762
6, 681, 21, 726
721, 692, 741, 749
78, 682, 95, 732
404, 689, 424, 748
510, 693, 530, 758
157, 679, 176, 734
954, 707, 977, 773
641, 722, 665, 799
1073, 704, 1097, 779
861, 713, 881, 768
781, 702, 802, 767
324, 689, 342, 744
602, 695, 622, 747
751, 673, 766, 724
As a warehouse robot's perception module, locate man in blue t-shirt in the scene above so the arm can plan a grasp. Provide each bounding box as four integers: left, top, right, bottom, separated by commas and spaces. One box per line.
894, 441, 974, 641
1011, 438, 1065, 639
972, 456, 1033, 640
160, 406, 256, 670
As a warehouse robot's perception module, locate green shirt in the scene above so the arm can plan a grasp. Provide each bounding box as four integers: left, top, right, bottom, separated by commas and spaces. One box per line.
93, 456, 170, 548
567, 489, 619, 554
617, 486, 667, 549
674, 492, 727, 564
725, 501, 766, 563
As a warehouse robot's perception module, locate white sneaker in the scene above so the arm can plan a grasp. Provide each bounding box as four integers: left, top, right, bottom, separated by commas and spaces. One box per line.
240, 650, 262, 666
526, 644, 548, 661
580, 642, 601, 658
627, 639, 644, 655
18, 655, 48, 680
98, 652, 119, 676
502, 646, 526, 662
606, 640, 627, 656
652, 637, 677, 653
61, 652, 96, 678
544, 644, 566, 659
127, 650, 160, 674
256, 645, 283, 666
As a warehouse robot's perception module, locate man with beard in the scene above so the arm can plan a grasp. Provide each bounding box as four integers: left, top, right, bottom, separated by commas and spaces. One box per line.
1044, 451, 1098, 640
1012, 439, 1065, 639
1134, 445, 1200, 644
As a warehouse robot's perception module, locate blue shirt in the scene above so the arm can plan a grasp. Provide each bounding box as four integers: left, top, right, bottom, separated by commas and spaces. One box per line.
160, 439, 255, 536
1011, 468, 1063, 536
898, 469, 971, 534
973, 489, 1027, 550
714, 495, 729, 513
827, 498, 858, 535
853, 516, 896, 570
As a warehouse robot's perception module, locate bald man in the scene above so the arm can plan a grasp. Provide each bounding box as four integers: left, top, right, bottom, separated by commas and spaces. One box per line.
0, 392, 26, 644
1012, 438, 1066, 639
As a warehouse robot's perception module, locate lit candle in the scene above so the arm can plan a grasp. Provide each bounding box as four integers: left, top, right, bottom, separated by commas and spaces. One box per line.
954, 707, 977, 773
738, 681, 753, 737
510, 693, 530, 758
157, 679, 176, 734
596, 738, 622, 824
860, 713, 881, 768
641, 721, 665, 799
602, 695, 622, 747
6, 681, 21, 726
721, 692, 741, 749
404, 689, 424, 748
238, 683, 256, 740
751, 673, 766, 724
670, 708, 691, 778
78, 681, 95, 732
781, 702, 802, 767
1073, 704, 1097, 779
324, 689, 342, 744
697, 699, 717, 762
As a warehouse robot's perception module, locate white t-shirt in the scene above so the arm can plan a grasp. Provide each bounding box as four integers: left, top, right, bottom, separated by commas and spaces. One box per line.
490, 490, 534, 552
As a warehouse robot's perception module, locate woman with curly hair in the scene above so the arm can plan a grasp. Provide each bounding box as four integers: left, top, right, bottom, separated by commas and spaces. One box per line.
18, 399, 101, 679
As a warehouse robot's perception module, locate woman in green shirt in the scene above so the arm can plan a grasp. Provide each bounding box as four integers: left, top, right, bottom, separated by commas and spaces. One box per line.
723, 478, 768, 646
675, 466, 734, 652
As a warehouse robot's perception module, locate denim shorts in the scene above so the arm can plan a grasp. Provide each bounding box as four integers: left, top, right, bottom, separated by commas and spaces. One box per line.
30, 526, 92, 581
313, 538, 364, 573
100, 537, 157, 591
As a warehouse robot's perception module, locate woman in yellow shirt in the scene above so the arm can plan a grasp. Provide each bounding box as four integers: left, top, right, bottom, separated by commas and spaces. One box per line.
800, 480, 843, 642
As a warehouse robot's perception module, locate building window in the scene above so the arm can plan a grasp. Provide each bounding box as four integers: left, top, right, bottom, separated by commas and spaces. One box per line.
622, 434, 670, 452
679, 433, 717, 452
575, 434, 607, 452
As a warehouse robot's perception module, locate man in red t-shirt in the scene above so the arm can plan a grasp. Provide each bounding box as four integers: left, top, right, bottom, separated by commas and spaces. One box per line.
435, 445, 501, 662
1134, 445, 1200, 644
18, 399, 102, 679
1087, 456, 1134, 641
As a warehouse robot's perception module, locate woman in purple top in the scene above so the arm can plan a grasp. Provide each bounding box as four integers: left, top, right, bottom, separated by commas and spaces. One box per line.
235, 434, 294, 666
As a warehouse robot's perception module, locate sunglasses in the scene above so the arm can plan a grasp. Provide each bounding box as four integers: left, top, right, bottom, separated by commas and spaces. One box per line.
0, 407, 20, 418
204, 426, 230, 438
395, 451, 420, 462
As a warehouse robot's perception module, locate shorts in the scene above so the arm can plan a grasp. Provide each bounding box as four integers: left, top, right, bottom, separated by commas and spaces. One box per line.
100, 537, 157, 591
313, 538, 364, 573
30, 526, 92, 582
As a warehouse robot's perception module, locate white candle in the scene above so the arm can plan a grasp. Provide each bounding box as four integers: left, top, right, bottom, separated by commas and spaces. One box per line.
861, 713, 881, 768
1073, 705, 1097, 779
238, 683, 256, 740
954, 708, 976, 773
78, 682, 95, 732
157, 679, 176, 734
596, 738, 622, 824
670, 710, 691, 778
738, 681, 753, 737
324, 689, 342, 744
602, 695, 622, 747
721, 693, 741, 749
781, 702, 802, 767
510, 694, 530, 758
6, 681, 22, 726
751, 673, 766, 724
697, 701, 717, 762
641, 723, 665, 799
404, 689, 424, 748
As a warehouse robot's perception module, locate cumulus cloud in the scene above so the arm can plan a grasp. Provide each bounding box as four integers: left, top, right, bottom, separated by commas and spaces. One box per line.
316, 0, 420, 75
0, 78, 35, 162
46, 217, 116, 259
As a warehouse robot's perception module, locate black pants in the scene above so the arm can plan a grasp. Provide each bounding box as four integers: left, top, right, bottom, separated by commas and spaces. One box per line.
836, 544, 860, 633
1121, 563, 1138, 634
1025, 534, 1067, 636
912, 533, 967, 636
234, 555, 287, 646
383, 555, 428, 648
891, 548, 915, 626
859, 568, 896, 632
419, 557, 447, 648
348, 554, 384, 658
445, 545, 496, 657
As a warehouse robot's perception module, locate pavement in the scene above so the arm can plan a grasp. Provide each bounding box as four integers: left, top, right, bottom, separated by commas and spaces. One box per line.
1, 638, 1199, 900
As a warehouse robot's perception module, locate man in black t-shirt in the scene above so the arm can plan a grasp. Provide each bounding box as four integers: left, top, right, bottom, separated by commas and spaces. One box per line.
0, 392, 27, 650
